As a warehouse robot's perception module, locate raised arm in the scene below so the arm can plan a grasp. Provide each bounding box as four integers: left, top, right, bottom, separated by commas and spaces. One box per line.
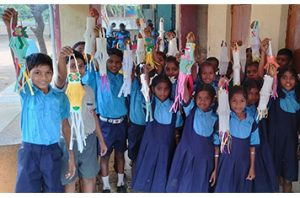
55, 46, 73, 88
258, 38, 270, 78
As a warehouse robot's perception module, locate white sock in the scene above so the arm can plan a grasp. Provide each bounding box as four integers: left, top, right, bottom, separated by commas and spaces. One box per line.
117, 173, 124, 186
102, 176, 111, 190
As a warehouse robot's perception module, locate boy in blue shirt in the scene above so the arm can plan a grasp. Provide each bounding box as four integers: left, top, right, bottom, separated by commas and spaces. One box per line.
15, 53, 76, 192
2, 8, 76, 193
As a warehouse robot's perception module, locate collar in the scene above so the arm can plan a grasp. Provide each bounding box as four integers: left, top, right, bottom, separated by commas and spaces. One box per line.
282, 88, 296, 98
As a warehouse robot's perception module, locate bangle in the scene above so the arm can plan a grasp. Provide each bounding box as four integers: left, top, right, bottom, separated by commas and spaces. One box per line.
214, 154, 219, 158
250, 152, 255, 155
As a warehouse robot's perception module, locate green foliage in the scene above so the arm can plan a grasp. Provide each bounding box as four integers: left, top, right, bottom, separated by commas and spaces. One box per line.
0, 4, 49, 23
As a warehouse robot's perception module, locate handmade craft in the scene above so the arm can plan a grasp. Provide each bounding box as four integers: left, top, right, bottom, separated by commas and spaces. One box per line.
9, 18, 34, 95
257, 40, 279, 120
144, 26, 155, 69
166, 31, 179, 57
118, 41, 133, 97
158, 17, 165, 52
232, 42, 241, 85
219, 40, 229, 76
94, 27, 109, 89
170, 32, 195, 112
217, 77, 231, 153
250, 20, 260, 62
65, 55, 86, 153
140, 71, 153, 122
83, 16, 96, 70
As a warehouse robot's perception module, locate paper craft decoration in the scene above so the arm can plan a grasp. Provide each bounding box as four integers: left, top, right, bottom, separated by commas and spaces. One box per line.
232, 42, 241, 86
257, 40, 279, 120
167, 32, 179, 57
239, 45, 247, 73
65, 55, 86, 153
217, 77, 231, 153
219, 41, 229, 76
250, 21, 260, 62
83, 17, 96, 71
136, 36, 145, 65
171, 32, 195, 112
118, 42, 133, 97
140, 71, 153, 122
9, 18, 34, 95
144, 26, 155, 69
94, 28, 109, 89
158, 17, 165, 52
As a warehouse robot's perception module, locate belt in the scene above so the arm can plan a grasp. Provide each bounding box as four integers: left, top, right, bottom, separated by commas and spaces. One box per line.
99, 116, 124, 124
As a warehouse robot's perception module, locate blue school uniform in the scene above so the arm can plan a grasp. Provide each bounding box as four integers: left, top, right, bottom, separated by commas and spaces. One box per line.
132, 97, 183, 192
215, 111, 260, 192
96, 70, 128, 156
268, 89, 300, 182
166, 100, 219, 192
127, 78, 146, 162
16, 84, 70, 192
245, 105, 278, 192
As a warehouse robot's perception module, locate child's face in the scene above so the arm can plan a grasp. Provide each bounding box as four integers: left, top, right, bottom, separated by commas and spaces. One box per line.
195, 90, 213, 112
153, 82, 170, 102
165, 62, 179, 78
69, 58, 85, 77
74, 44, 85, 54
280, 71, 296, 92
107, 54, 122, 74
276, 54, 289, 67
246, 65, 259, 80
230, 93, 247, 115
154, 54, 165, 74
201, 65, 215, 84
247, 88, 259, 106
30, 64, 53, 93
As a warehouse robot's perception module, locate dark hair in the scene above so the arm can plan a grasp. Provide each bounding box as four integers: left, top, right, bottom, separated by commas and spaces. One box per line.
243, 78, 261, 95
156, 51, 167, 61
111, 22, 116, 26
107, 48, 123, 61
277, 48, 293, 62
26, 53, 53, 72
166, 56, 179, 68
194, 83, 216, 102
206, 57, 219, 68
200, 61, 216, 73
72, 41, 85, 50
229, 85, 247, 101
151, 74, 172, 93
246, 61, 259, 69
120, 23, 125, 29
246, 47, 252, 53
65, 50, 86, 65
277, 66, 300, 102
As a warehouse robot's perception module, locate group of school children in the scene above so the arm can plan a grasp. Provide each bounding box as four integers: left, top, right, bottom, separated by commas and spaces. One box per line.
2, 8, 300, 193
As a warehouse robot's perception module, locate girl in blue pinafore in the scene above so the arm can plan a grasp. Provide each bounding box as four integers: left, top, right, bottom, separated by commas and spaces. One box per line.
267, 66, 300, 193
166, 83, 220, 192
132, 74, 183, 192
215, 85, 260, 192
243, 79, 278, 192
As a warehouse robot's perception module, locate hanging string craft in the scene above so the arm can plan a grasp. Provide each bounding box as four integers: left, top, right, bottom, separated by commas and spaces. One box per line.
219, 40, 229, 76
158, 17, 165, 52
232, 42, 241, 86
217, 77, 232, 154
65, 55, 86, 153
118, 41, 133, 97
9, 18, 34, 95
140, 70, 153, 122
257, 40, 279, 120
144, 26, 155, 69
94, 27, 109, 89
170, 32, 195, 112
83, 16, 96, 71
166, 31, 179, 57
250, 21, 261, 62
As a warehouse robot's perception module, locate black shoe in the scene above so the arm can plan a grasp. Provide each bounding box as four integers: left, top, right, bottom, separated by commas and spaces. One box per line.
103, 189, 111, 193
117, 185, 127, 193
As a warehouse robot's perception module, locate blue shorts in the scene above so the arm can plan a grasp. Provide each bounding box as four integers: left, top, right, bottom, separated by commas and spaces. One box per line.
15, 142, 63, 192
59, 133, 100, 185
100, 119, 127, 157
127, 123, 145, 162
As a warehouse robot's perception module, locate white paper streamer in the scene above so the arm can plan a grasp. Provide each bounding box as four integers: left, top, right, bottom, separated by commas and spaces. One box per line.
158, 17, 165, 52
118, 44, 133, 97
232, 47, 241, 85
219, 41, 229, 75
83, 17, 96, 55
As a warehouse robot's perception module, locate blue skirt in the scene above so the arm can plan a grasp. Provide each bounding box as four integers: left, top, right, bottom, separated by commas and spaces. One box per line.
215, 136, 253, 192
132, 115, 176, 192
166, 107, 215, 192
